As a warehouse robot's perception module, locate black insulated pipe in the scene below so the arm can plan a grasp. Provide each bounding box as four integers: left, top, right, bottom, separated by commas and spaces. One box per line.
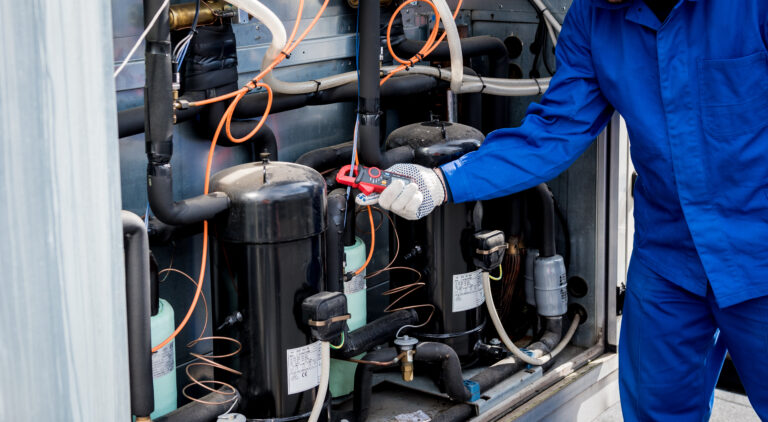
534, 183, 556, 257
333, 309, 420, 359
296, 142, 354, 173
353, 348, 399, 422
414, 342, 473, 402
432, 317, 566, 422
393, 36, 508, 78
199, 86, 279, 157
122, 211, 154, 418
144, 0, 229, 225
154, 388, 241, 422
358, 0, 415, 168
118, 74, 442, 138
326, 190, 347, 293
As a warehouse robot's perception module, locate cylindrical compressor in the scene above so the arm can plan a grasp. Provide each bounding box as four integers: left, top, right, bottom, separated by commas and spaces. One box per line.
210, 160, 327, 419
386, 121, 486, 363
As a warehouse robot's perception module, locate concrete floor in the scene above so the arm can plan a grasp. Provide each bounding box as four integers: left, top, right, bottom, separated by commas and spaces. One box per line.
593, 389, 761, 422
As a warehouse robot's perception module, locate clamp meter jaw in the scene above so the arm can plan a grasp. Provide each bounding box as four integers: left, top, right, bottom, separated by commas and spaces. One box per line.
336, 164, 412, 195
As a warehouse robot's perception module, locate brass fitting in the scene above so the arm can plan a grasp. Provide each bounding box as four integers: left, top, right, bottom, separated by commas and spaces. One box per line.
169, 0, 236, 31
394, 335, 419, 382
401, 349, 415, 382
347, 0, 393, 8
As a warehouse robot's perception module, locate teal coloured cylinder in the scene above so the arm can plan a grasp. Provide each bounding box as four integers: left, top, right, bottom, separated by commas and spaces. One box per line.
150, 299, 178, 419
330, 237, 368, 397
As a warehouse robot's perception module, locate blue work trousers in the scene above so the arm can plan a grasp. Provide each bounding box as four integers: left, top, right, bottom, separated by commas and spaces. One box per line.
619, 257, 768, 421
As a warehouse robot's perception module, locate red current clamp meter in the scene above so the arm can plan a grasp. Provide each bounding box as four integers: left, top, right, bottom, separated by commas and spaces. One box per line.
336, 164, 412, 195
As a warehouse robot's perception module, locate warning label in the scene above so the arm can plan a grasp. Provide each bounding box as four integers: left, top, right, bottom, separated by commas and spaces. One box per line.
152, 340, 175, 379
286, 341, 322, 395
452, 270, 485, 313
344, 272, 367, 295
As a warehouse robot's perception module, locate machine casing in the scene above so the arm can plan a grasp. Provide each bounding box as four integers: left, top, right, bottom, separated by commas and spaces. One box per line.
210, 161, 327, 419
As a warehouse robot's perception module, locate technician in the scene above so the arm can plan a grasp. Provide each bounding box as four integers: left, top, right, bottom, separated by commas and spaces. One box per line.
362, 0, 768, 420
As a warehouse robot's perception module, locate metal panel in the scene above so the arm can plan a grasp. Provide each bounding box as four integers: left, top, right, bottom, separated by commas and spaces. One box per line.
494, 352, 619, 422
606, 115, 631, 347
0, 0, 130, 420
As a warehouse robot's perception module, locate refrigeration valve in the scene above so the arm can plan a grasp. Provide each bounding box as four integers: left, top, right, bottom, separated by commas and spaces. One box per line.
394, 335, 419, 382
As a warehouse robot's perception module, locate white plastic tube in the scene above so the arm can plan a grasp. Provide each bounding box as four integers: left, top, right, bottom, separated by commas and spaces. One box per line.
483, 272, 579, 366
261, 0, 465, 94
531, 0, 562, 47
431, 0, 464, 92
225, 0, 287, 67
261, 66, 552, 97
308, 341, 331, 422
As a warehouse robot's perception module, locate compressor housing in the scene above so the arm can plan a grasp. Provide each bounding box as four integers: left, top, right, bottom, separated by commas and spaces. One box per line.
210, 160, 327, 419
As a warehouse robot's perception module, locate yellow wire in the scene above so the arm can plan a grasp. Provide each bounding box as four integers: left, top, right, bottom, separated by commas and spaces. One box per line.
488, 264, 503, 281
330, 332, 345, 350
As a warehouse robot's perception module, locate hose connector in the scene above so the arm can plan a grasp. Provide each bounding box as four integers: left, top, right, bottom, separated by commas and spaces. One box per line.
394, 335, 418, 382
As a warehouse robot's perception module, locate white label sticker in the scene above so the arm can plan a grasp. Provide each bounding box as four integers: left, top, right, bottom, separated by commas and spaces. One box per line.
286, 341, 322, 395
395, 410, 432, 422
152, 340, 175, 379
344, 272, 367, 295
452, 270, 485, 312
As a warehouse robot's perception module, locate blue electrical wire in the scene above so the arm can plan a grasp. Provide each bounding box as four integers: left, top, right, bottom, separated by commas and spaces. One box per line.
176, 0, 201, 72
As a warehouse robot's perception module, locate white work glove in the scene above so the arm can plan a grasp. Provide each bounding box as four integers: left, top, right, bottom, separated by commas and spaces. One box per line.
355, 164, 446, 220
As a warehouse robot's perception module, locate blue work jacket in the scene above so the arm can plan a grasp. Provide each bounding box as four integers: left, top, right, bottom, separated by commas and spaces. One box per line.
441, 0, 768, 307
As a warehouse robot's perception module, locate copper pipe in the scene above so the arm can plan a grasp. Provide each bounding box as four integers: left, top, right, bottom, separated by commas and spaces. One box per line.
169, 0, 235, 31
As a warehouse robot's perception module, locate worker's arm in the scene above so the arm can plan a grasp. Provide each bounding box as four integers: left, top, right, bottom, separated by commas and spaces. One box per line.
358, 0, 614, 219
441, 0, 613, 202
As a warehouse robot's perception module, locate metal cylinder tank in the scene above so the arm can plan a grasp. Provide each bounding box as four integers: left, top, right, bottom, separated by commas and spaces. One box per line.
386, 121, 485, 363
210, 160, 327, 419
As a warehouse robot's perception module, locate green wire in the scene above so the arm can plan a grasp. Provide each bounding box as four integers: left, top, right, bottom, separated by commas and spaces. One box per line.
330, 332, 345, 350
488, 264, 503, 281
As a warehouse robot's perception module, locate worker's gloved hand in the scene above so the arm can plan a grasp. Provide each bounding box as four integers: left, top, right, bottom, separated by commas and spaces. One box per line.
355, 164, 446, 220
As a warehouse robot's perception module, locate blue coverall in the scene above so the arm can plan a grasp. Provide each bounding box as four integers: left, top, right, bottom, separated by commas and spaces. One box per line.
439, 0, 768, 419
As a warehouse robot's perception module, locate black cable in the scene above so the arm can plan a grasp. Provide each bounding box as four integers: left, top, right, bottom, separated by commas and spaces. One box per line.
527, 0, 555, 78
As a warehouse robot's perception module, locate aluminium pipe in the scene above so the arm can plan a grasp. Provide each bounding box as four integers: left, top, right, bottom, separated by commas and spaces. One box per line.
122, 211, 154, 419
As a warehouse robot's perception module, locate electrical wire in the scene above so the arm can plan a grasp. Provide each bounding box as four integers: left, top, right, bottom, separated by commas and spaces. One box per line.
380, 0, 463, 86
308, 341, 330, 422
175, 0, 202, 72
354, 206, 375, 276
484, 271, 580, 366
329, 332, 345, 350
114, 0, 171, 78
189, 0, 327, 109
488, 264, 503, 281
153, 0, 304, 354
